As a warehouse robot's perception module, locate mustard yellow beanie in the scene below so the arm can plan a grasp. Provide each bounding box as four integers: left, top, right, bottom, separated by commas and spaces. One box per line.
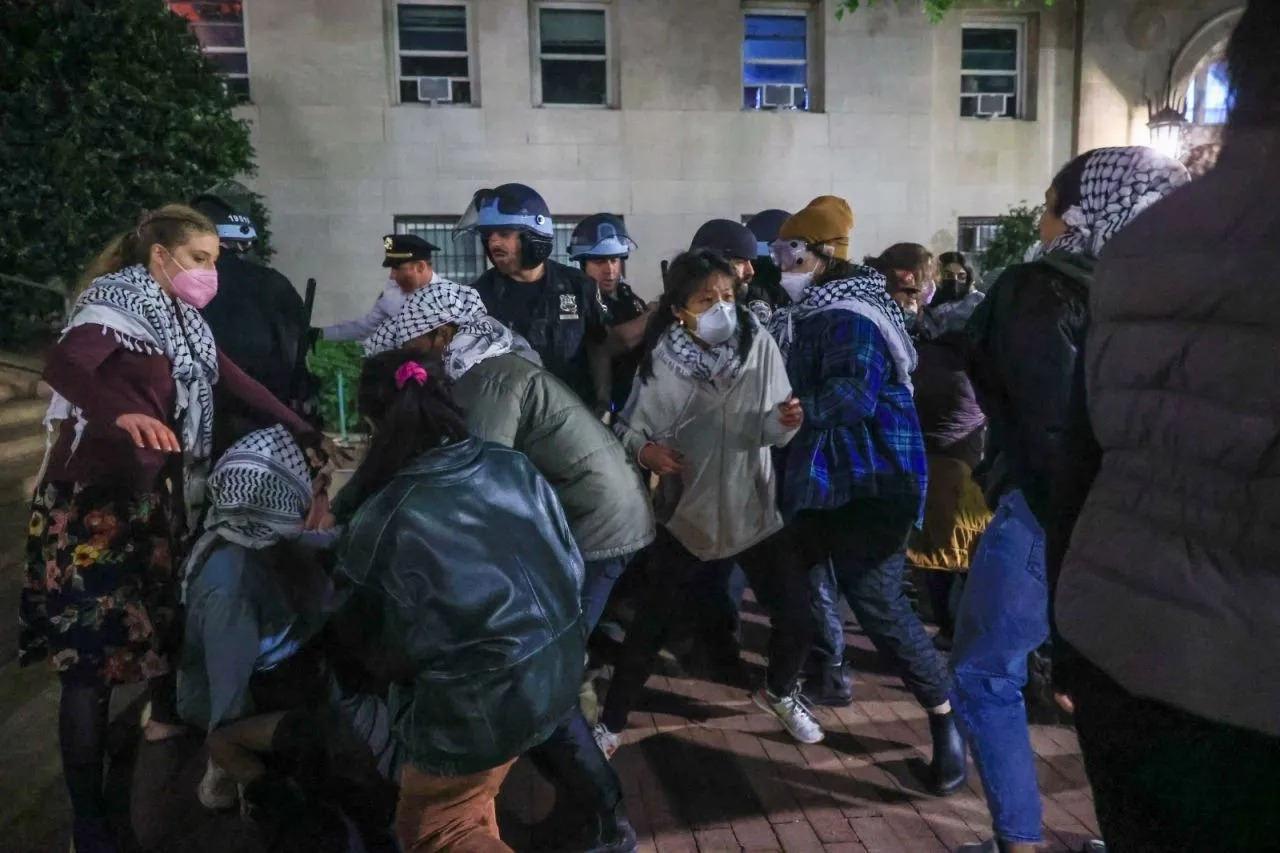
777, 196, 855, 260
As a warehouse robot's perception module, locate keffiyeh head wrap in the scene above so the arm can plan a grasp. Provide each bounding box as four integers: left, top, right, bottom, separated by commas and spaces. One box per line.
180, 425, 312, 599
1044, 146, 1190, 258
41, 264, 220, 530
364, 279, 519, 380
794, 267, 918, 388
362, 279, 484, 356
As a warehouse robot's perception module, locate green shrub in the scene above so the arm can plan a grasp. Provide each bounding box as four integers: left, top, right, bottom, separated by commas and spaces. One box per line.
307, 339, 365, 435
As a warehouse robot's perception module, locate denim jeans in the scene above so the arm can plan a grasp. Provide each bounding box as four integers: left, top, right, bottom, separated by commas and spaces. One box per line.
582, 556, 630, 634
806, 560, 845, 674
950, 489, 1048, 844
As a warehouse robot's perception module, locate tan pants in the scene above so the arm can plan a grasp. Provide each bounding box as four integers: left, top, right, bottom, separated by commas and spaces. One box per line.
395, 759, 516, 853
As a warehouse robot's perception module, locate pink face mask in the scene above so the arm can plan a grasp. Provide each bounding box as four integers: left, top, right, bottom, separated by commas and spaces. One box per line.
162, 250, 219, 309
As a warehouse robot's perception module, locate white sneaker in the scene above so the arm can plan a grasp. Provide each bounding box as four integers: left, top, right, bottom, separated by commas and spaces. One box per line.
197, 757, 238, 811
592, 722, 621, 760
752, 686, 825, 744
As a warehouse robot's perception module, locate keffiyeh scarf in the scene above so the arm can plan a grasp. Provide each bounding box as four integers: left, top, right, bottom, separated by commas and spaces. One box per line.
1043, 146, 1191, 258
443, 316, 517, 381
42, 264, 220, 525
362, 278, 483, 356
655, 319, 749, 385
773, 267, 917, 386
180, 425, 311, 599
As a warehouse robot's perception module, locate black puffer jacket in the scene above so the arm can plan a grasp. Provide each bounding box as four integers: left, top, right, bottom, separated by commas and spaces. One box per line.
337, 437, 585, 776
964, 251, 1094, 523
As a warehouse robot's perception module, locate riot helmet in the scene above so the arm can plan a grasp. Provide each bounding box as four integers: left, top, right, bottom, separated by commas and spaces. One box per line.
454, 183, 554, 269
568, 213, 636, 261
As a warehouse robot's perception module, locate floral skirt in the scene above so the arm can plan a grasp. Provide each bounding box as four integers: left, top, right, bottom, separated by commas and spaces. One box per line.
18, 481, 180, 687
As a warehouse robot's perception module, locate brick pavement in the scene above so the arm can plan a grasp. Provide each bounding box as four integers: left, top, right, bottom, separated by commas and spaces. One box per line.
499, 604, 1100, 853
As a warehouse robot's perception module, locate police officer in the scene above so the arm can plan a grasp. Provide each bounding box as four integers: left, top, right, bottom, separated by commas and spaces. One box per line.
192, 194, 312, 454
320, 234, 441, 343
568, 213, 651, 415
458, 184, 609, 407
689, 218, 758, 298
744, 208, 793, 324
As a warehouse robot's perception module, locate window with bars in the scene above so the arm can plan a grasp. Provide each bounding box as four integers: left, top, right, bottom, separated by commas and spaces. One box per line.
395, 217, 488, 284
396, 3, 473, 105
958, 216, 1001, 271
550, 218, 585, 267
743, 12, 810, 111
961, 24, 1024, 119
535, 4, 610, 106
167, 1, 250, 102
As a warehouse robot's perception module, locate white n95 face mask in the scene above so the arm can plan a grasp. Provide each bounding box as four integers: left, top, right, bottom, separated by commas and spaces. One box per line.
691, 301, 738, 346
780, 271, 813, 302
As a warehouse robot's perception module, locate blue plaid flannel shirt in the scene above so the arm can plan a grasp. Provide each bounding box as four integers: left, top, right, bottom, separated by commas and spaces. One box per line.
780, 309, 927, 520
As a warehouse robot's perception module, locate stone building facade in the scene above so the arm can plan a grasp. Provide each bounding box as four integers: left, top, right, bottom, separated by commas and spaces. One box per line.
190, 0, 1242, 320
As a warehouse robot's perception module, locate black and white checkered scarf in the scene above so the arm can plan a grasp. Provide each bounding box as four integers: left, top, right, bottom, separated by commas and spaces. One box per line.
655, 319, 749, 384
770, 266, 917, 387
364, 280, 518, 380
43, 264, 220, 527
180, 425, 311, 598
1043, 146, 1191, 258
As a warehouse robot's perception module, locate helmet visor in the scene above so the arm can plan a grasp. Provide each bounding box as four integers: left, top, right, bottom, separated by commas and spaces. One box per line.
453, 188, 554, 240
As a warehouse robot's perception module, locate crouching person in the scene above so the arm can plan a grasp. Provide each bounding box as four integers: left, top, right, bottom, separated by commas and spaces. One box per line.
177, 425, 395, 852
336, 352, 633, 853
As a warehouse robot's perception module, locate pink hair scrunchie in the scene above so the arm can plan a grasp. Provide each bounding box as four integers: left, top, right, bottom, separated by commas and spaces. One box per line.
394, 361, 429, 390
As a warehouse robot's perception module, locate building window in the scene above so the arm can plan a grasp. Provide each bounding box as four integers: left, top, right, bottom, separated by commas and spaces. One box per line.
395, 217, 487, 284
961, 24, 1024, 119
550, 217, 585, 267
958, 216, 1001, 270
167, 1, 250, 102
743, 11, 809, 111
395, 3, 473, 105
1185, 55, 1230, 126
534, 4, 610, 107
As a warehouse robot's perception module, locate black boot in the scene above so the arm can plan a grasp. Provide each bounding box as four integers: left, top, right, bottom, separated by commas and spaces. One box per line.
927, 710, 967, 796
551, 804, 638, 853
801, 664, 854, 707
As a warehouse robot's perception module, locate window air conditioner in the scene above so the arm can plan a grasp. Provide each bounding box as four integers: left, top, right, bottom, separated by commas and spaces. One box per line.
975, 93, 1009, 117
760, 84, 806, 110
416, 76, 453, 104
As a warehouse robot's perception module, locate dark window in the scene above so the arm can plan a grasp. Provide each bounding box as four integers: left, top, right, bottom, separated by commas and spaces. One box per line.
958, 216, 1001, 272
551, 218, 585, 267
167, 1, 250, 102
397, 4, 472, 105
743, 13, 809, 111
538, 7, 608, 106
961, 25, 1022, 119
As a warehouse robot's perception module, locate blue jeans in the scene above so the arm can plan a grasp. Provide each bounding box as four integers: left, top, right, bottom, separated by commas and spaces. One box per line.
582, 557, 630, 633
950, 489, 1048, 844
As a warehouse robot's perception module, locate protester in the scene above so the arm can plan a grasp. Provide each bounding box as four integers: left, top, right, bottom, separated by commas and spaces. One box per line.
774, 198, 966, 796
956, 146, 1190, 853
1053, 4, 1280, 846
320, 234, 441, 343
935, 251, 976, 306
688, 218, 757, 297
597, 249, 820, 752
361, 281, 656, 635
191, 194, 314, 454
17, 205, 322, 851
177, 425, 394, 851
904, 271, 989, 646
743, 208, 793, 323
461, 184, 612, 408
333, 352, 635, 852
569, 214, 652, 416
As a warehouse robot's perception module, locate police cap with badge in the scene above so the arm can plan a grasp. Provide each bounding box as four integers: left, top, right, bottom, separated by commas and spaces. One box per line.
382, 233, 439, 267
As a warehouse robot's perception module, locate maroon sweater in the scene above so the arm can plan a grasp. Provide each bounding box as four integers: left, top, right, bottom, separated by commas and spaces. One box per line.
43, 324, 314, 492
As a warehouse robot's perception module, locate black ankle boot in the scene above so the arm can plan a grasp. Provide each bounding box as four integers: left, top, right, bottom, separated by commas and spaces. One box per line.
927, 710, 967, 796
801, 665, 854, 707
539, 803, 637, 853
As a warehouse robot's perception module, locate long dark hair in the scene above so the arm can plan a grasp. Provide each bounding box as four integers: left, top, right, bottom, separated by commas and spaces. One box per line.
863, 243, 935, 285
353, 350, 470, 496
1226, 0, 1280, 132
637, 249, 755, 382
937, 251, 976, 300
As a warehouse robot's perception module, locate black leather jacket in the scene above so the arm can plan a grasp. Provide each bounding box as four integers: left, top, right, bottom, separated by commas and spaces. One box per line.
965, 252, 1094, 523
336, 437, 586, 776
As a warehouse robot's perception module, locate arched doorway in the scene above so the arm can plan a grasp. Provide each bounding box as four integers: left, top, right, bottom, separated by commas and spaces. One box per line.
1169, 7, 1244, 173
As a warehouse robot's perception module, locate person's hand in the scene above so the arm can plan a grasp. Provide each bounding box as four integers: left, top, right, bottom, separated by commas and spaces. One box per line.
778, 397, 804, 430
305, 495, 336, 532
1054, 692, 1075, 715
115, 414, 181, 452
305, 435, 355, 475
638, 442, 684, 475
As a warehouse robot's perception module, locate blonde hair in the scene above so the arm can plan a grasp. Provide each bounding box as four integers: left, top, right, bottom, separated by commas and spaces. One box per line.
78, 204, 216, 295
